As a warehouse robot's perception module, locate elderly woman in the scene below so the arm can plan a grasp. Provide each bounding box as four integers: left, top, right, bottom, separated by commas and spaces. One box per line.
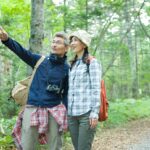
68, 30, 102, 150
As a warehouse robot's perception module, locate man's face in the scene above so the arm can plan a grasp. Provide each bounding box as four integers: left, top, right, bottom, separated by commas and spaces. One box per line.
51, 36, 68, 57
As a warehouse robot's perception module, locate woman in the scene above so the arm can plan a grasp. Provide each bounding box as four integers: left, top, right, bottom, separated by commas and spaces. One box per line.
68, 30, 102, 150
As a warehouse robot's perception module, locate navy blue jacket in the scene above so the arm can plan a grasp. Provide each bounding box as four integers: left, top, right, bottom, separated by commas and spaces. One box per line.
3, 38, 69, 108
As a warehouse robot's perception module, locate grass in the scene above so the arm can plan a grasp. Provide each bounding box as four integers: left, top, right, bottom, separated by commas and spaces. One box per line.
102, 97, 150, 128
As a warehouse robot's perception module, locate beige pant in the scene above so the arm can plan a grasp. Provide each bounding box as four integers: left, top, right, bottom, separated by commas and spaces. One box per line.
21, 107, 62, 150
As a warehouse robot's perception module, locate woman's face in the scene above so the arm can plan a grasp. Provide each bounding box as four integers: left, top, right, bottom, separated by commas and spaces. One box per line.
70, 36, 86, 54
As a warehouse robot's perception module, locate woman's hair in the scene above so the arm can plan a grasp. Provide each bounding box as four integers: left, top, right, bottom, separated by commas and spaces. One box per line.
70, 47, 89, 70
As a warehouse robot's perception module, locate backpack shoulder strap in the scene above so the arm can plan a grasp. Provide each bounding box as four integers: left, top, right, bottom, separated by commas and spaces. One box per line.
87, 55, 95, 64
86, 55, 95, 73
28, 56, 45, 87
34, 56, 45, 69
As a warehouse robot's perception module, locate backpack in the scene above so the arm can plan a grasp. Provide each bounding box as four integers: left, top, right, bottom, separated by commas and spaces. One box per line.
99, 80, 108, 121
87, 56, 109, 122
11, 56, 45, 105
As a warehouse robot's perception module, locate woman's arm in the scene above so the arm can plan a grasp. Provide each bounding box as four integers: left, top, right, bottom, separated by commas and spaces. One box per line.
89, 59, 102, 119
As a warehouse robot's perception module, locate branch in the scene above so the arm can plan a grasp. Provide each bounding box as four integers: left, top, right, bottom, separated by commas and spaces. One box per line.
138, 15, 150, 39
92, 10, 116, 55
102, 0, 146, 77
93, 21, 112, 55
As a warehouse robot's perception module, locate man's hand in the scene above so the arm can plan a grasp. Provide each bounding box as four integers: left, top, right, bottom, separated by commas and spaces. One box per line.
0, 26, 8, 41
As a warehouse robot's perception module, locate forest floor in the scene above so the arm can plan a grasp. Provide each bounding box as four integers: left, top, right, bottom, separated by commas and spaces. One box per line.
65, 118, 150, 150
92, 118, 150, 150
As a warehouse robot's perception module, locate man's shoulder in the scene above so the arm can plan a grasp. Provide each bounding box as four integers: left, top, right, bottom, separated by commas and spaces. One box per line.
64, 61, 70, 68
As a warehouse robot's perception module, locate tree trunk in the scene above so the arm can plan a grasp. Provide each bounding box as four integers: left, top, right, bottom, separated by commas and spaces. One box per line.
85, 0, 88, 31
29, 0, 44, 53
63, 0, 67, 32
28, 0, 44, 74
124, 0, 138, 98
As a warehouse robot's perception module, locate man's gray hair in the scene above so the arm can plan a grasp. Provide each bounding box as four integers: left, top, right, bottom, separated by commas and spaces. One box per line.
54, 32, 69, 46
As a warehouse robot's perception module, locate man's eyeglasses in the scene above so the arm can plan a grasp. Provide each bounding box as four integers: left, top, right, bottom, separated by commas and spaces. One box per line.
52, 41, 64, 45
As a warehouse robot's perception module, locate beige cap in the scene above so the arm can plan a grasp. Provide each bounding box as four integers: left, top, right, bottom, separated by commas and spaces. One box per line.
69, 30, 91, 48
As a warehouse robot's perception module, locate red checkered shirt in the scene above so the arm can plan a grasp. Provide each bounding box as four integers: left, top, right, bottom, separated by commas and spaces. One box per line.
12, 104, 67, 150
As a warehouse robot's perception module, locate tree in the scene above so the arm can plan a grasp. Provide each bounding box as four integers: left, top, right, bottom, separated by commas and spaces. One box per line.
29, 0, 44, 54
28, 0, 44, 74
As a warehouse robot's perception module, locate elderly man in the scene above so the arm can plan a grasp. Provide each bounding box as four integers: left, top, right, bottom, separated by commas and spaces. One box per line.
0, 27, 69, 150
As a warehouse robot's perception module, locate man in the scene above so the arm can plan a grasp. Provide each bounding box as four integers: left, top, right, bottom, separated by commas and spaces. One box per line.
0, 27, 69, 150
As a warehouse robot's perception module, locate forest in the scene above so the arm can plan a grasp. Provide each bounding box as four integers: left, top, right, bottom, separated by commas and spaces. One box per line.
0, 0, 150, 149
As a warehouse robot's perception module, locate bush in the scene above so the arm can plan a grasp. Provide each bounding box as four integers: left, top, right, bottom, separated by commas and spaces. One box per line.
0, 117, 16, 149
103, 97, 150, 128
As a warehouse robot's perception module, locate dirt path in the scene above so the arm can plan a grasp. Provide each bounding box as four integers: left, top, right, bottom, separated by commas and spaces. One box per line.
92, 118, 150, 150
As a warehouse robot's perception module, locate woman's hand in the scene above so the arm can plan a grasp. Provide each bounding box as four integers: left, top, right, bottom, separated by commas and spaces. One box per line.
89, 118, 98, 129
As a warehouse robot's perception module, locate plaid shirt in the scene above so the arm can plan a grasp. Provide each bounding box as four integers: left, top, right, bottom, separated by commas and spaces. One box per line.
68, 58, 102, 118
12, 104, 67, 150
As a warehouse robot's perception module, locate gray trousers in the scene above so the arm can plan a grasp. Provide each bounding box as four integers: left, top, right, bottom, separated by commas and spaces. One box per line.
21, 107, 62, 150
68, 112, 96, 150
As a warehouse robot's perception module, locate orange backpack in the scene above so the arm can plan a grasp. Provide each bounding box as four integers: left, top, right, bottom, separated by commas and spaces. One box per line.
99, 80, 108, 121
87, 56, 109, 122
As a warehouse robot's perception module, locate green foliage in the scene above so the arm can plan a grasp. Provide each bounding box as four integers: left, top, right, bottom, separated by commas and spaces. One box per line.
103, 0, 124, 8
103, 97, 150, 128
0, 117, 16, 149
0, 0, 30, 118
0, 47, 27, 118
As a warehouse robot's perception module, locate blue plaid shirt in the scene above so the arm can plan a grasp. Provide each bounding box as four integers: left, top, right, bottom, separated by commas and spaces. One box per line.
68, 58, 102, 118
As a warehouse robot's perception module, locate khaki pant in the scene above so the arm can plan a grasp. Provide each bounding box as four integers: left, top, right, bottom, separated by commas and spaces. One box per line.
21, 107, 62, 150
